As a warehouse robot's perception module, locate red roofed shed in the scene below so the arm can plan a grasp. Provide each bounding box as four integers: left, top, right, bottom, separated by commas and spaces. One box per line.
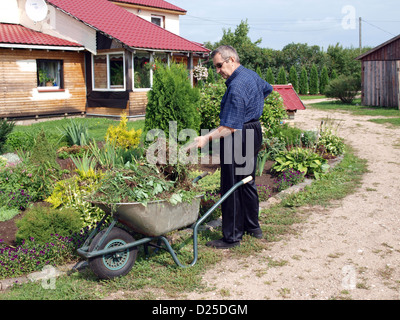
272, 85, 306, 118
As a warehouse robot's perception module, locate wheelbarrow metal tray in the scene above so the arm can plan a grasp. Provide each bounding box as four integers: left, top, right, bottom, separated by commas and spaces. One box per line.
93, 195, 202, 237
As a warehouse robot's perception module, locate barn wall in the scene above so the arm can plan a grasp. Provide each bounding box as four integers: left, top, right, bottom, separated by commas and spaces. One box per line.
0, 48, 86, 118
361, 60, 400, 108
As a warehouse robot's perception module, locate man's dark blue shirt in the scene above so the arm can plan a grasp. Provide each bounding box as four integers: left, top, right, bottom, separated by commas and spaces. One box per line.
219, 65, 273, 129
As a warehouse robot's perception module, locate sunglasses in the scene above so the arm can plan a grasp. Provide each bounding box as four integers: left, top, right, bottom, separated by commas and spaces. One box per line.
214, 59, 229, 69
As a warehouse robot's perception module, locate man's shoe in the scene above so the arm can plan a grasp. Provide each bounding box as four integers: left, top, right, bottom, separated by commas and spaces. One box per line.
246, 228, 263, 239
206, 238, 240, 249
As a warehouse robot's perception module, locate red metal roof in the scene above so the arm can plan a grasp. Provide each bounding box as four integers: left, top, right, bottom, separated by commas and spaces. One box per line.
111, 0, 186, 13
0, 23, 83, 48
272, 85, 306, 111
47, 0, 208, 53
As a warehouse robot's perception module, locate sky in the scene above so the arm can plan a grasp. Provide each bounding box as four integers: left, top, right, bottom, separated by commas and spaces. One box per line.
171, 0, 400, 51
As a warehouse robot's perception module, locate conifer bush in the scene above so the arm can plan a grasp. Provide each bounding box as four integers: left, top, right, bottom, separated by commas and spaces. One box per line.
144, 62, 201, 139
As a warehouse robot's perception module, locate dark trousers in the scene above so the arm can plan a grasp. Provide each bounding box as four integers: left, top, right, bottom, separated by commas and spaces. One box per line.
219, 120, 262, 243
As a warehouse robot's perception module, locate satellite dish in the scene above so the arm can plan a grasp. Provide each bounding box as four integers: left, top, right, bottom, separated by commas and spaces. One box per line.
25, 0, 48, 22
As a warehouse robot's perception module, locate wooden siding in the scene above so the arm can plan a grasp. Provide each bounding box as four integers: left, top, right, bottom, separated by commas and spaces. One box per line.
129, 91, 148, 116
361, 60, 400, 108
358, 36, 400, 61
0, 48, 86, 118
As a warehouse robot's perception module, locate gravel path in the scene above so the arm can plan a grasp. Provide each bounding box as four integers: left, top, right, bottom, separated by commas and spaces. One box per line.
182, 105, 400, 300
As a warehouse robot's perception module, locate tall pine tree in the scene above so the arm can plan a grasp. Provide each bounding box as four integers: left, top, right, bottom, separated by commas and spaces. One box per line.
299, 67, 309, 95
277, 66, 287, 84
266, 67, 275, 84
289, 66, 299, 92
319, 66, 329, 94
309, 64, 319, 95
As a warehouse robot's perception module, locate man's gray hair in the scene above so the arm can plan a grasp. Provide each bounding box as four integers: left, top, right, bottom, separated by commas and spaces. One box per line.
211, 45, 240, 63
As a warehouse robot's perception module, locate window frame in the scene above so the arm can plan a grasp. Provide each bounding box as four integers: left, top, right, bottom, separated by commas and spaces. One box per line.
36, 59, 64, 91
151, 15, 164, 28
92, 51, 126, 92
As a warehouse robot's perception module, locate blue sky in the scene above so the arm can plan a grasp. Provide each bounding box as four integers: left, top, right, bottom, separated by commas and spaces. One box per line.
171, 0, 400, 50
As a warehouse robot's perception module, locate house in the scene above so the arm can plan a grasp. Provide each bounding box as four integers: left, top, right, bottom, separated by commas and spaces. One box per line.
272, 84, 306, 119
0, 0, 209, 120
356, 34, 400, 109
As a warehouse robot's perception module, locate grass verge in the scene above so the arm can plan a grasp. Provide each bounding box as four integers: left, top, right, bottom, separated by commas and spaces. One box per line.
0, 146, 367, 300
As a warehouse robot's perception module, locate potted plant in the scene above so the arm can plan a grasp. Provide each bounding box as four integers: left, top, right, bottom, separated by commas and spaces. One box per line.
38, 69, 54, 86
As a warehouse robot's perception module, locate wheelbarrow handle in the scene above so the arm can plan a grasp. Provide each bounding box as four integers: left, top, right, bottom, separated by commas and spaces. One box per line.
191, 171, 209, 184
241, 175, 253, 184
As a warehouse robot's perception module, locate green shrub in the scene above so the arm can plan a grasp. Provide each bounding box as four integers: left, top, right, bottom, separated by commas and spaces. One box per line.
199, 80, 225, 130
15, 206, 83, 244
324, 75, 361, 104
260, 91, 287, 138
105, 113, 142, 150
45, 175, 104, 228
4, 131, 35, 152
273, 147, 329, 179
145, 62, 201, 138
301, 130, 319, 148
0, 119, 15, 154
189, 169, 221, 193
317, 130, 345, 156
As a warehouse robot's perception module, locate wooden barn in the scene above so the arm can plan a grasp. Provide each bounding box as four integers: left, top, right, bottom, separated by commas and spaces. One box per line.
0, 0, 209, 120
356, 34, 400, 109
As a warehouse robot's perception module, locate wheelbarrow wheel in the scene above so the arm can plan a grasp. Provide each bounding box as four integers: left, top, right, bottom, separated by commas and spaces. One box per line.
88, 227, 137, 280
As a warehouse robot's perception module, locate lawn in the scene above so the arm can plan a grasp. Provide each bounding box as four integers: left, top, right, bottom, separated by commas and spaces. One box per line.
12, 117, 145, 143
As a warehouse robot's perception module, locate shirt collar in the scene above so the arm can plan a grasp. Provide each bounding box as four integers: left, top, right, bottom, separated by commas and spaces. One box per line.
225, 65, 244, 86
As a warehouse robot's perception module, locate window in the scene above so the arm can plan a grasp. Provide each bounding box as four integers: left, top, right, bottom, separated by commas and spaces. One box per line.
93, 52, 125, 90
37, 60, 63, 89
151, 15, 164, 28
133, 52, 150, 89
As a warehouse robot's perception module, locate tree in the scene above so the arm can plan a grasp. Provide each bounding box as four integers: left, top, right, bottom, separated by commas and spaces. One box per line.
277, 66, 287, 84
324, 75, 361, 103
320, 66, 329, 94
266, 67, 275, 84
207, 67, 215, 83
213, 20, 264, 71
309, 64, 319, 95
289, 66, 299, 92
145, 62, 201, 137
256, 66, 263, 79
299, 67, 309, 95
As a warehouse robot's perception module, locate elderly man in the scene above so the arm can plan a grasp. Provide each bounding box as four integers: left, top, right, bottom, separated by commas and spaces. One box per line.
195, 45, 273, 249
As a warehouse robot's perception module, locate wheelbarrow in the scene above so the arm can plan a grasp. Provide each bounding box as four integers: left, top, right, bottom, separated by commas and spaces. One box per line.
76, 174, 253, 279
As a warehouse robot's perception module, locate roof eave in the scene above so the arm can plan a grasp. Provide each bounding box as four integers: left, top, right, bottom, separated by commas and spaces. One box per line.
356, 34, 400, 60
0, 43, 85, 51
